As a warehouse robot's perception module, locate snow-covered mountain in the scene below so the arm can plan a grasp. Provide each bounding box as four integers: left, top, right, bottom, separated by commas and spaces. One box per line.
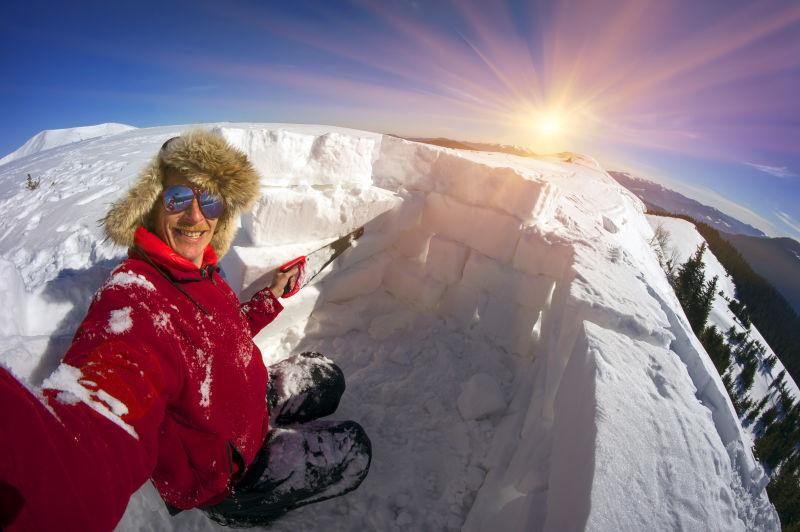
609, 170, 766, 237
0, 123, 136, 167
0, 123, 782, 530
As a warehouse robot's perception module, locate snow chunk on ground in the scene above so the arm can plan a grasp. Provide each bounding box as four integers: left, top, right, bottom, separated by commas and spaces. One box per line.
457, 373, 507, 420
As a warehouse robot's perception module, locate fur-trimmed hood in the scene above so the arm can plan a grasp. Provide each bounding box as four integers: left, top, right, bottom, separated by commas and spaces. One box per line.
103, 130, 261, 258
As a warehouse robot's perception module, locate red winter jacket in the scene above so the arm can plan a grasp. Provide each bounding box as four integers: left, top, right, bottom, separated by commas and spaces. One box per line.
0, 227, 283, 531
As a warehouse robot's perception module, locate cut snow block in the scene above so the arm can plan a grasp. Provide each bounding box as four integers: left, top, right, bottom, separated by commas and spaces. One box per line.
368, 309, 416, 340
253, 285, 321, 342
438, 284, 483, 327
305, 301, 366, 337
371, 135, 440, 192
513, 228, 572, 279
334, 194, 425, 272
432, 153, 547, 220
457, 373, 507, 420
219, 127, 376, 187
383, 257, 446, 310
422, 192, 521, 263
318, 253, 391, 303
394, 226, 432, 262
461, 252, 556, 310
477, 295, 541, 356
242, 185, 400, 246
426, 236, 469, 284
222, 240, 328, 297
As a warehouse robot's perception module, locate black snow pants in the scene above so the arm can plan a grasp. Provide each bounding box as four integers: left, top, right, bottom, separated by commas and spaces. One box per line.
202, 352, 372, 527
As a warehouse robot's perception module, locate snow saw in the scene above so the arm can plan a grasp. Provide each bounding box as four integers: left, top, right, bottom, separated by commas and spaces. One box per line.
277, 226, 365, 298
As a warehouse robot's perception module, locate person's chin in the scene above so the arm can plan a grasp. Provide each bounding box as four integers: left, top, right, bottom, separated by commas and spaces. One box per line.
168, 231, 208, 264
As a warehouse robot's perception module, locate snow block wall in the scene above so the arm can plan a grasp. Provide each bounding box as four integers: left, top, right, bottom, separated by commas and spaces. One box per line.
218, 129, 778, 530
0, 123, 780, 530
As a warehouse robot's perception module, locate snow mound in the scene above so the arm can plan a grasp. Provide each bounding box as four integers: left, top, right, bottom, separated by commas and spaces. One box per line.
0, 124, 779, 530
0, 123, 136, 166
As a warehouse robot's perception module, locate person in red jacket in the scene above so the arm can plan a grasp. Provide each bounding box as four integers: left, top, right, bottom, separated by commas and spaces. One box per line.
0, 131, 371, 530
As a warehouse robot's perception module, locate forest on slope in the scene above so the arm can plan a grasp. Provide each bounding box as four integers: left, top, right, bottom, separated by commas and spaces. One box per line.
652, 220, 800, 529
648, 210, 800, 388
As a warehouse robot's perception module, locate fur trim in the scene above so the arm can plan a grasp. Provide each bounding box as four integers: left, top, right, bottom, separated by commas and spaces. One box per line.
103, 130, 261, 258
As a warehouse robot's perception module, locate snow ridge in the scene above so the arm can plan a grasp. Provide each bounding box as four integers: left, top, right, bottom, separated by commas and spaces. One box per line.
0, 123, 136, 166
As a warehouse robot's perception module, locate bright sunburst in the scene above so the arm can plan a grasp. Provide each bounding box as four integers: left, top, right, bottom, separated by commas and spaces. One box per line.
538, 111, 563, 136
524, 106, 576, 151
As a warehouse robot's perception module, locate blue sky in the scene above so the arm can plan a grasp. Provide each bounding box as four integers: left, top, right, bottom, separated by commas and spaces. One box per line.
2, 0, 799, 239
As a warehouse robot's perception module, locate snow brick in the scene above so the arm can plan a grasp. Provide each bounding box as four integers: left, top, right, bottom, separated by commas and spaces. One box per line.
513, 228, 572, 279
422, 192, 521, 263
372, 135, 440, 192
383, 257, 445, 310
242, 186, 400, 246
320, 254, 391, 303
432, 153, 548, 220
219, 127, 377, 187
393, 227, 432, 262
461, 252, 556, 310
425, 236, 469, 285
438, 284, 483, 327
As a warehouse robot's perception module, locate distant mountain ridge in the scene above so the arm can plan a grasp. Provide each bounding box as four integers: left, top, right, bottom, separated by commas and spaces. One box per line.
610, 169, 800, 316
400, 136, 538, 157
723, 234, 800, 315
608, 170, 766, 237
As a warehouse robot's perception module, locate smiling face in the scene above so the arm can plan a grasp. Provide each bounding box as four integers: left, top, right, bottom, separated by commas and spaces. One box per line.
153, 169, 219, 268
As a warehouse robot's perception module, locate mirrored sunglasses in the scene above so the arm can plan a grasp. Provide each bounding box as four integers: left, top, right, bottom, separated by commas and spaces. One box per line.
162, 185, 224, 219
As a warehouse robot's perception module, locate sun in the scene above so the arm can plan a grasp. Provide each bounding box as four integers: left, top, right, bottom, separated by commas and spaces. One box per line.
511, 104, 581, 152
538, 112, 562, 136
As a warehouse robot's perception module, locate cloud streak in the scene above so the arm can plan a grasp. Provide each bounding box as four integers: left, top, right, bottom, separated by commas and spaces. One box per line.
744, 162, 797, 179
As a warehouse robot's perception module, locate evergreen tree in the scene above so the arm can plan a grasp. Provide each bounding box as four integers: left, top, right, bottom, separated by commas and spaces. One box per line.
700, 325, 731, 374
766, 455, 800, 530
673, 244, 712, 334
697, 275, 719, 332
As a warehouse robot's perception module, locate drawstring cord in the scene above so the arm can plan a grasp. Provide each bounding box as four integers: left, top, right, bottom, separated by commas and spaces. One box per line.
132, 245, 211, 316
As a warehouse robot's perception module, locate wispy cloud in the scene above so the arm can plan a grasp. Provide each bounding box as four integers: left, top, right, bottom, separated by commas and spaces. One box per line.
775, 211, 800, 239
744, 162, 797, 179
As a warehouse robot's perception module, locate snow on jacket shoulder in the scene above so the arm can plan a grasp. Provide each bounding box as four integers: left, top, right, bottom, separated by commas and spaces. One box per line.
0, 228, 283, 531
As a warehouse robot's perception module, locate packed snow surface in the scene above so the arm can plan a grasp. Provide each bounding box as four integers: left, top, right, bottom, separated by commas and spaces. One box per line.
0, 123, 780, 530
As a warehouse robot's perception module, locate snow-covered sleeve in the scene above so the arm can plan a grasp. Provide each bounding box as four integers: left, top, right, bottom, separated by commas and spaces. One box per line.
0, 286, 180, 531
240, 288, 284, 337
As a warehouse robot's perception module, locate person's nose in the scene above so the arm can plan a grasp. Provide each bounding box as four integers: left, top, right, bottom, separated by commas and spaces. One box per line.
180, 198, 206, 226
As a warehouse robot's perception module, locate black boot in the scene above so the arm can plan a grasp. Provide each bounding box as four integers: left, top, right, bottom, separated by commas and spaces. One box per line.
267, 352, 346, 425
203, 420, 372, 527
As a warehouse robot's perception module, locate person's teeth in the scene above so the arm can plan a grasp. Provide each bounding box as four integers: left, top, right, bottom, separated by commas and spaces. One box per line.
177, 229, 203, 238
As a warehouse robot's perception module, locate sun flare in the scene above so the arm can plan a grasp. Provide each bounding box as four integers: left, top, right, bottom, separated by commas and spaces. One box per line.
538, 112, 562, 136
521, 106, 578, 152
